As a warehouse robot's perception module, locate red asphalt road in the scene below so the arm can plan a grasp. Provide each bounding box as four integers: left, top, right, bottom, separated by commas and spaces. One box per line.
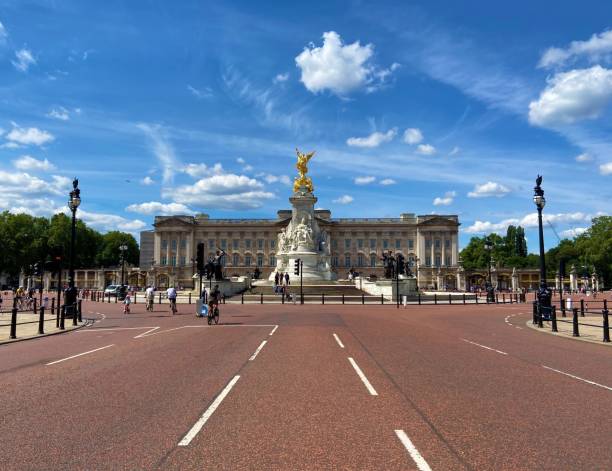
0, 300, 611, 470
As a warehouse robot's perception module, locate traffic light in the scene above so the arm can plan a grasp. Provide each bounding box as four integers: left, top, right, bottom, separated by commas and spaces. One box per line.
294, 259, 301, 276
196, 242, 205, 272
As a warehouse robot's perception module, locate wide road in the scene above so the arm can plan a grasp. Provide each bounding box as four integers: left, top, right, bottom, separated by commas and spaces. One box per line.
1, 300, 611, 470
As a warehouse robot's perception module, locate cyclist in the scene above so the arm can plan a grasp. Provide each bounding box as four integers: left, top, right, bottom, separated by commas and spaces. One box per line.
208, 284, 221, 314
145, 285, 155, 312
167, 285, 177, 314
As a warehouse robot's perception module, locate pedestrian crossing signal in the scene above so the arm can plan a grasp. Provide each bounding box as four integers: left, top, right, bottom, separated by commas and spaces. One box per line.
294, 259, 301, 276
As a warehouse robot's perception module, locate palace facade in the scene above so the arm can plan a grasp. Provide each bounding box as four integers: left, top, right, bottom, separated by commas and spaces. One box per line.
141, 210, 461, 290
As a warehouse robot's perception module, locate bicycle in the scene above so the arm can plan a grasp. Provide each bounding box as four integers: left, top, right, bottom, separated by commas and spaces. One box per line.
169, 297, 177, 315
146, 297, 154, 312
207, 302, 220, 325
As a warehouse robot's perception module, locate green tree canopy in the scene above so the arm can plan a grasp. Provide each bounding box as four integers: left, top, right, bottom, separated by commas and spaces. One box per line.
96, 231, 140, 267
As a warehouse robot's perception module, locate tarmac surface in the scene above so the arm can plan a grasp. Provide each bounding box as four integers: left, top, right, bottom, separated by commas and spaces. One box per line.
1, 300, 611, 470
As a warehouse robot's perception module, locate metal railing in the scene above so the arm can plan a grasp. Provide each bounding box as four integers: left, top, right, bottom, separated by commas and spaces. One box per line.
1, 300, 83, 340
532, 299, 610, 343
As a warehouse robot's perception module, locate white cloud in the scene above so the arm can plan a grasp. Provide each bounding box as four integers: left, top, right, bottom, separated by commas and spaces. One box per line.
467, 181, 511, 198
333, 194, 353, 204
77, 209, 147, 233
5, 124, 54, 146
236, 157, 246, 164
141, 176, 155, 185
403, 128, 423, 145
433, 191, 456, 206
187, 84, 213, 99
137, 124, 179, 186
263, 174, 291, 185
416, 144, 436, 155
465, 211, 594, 234
528, 66, 612, 126
0, 171, 70, 199
354, 175, 376, 185
12, 48, 36, 72
47, 107, 70, 121
273, 72, 289, 83
539, 29, 612, 69
295, 31, 396, 96
12, 155, 55, 171
126, 201, 195, 215
181, 162, 224, 178
0, 21, 7, 42
166, 174, 275, 210
449, 146, 460, 156
575, 153, 593, 162
347, 128, 396, 148
560, 227, 587, 238
600, 162, 612, 175
380, 178, 396, 185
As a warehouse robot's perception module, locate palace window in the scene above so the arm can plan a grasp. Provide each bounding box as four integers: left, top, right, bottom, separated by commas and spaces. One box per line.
171, 240, 177, 250
358, 239, 363, 249
257, 254, 263, 267
370, 239, 376, 249
180, 256, 186, 266
425, 256, 431, 266
160, 255, 167, 266
161, 239, 168, 249
395, 239, 401, 249
170, 255, 177, 266
269, 255, 276, 266
246, 240, 252, 249
180, 239, 186, 249
221, 239, 227, 249
258, 239, 264, 250
408, 239, 414, 250
370, 254, 377, 267
233, 253, 240, 266
446, 252, 451, 266
233, 239, 239, 249
270, 239, 276, 249
446, 239, 451, 248
435, 255, 441, 267
425, 239, 431, 248
344, 254, 351, 267
357, 253, 365, 267
332, 240, 338, 249
332, 256, 338, 267
344, 239, 351, 249
245, 255, 252, 266
208, 239, 215, 250
383, 240, 389, 249
435, 239, 441, 249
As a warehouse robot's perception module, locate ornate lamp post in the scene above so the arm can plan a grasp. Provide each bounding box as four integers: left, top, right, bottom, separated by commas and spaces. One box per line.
533, 175, 551, 308
484, 237, 495, 302
119, 244, 128, 287
65, 178, 81, 314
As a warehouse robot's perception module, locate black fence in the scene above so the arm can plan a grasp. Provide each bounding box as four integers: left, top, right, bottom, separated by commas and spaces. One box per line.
1, 300, 83, 340
532, 299, 610, 343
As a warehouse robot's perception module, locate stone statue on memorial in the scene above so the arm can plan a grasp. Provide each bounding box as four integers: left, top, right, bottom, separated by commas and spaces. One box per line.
293, 148, 315, 193
213, 249, 226, 281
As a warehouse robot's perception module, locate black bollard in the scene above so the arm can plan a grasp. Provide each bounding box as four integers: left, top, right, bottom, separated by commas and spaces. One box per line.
572, 308, 579, 337
448, 293, 452, 305
260, 293, 263, 304
342, 294, 345, 305
189, 292, 191, 304
580, 299, 585, 317
159, 292, 162, 304
33, 297, 37, 314
538, 304, 544, 328
551, 306, 558, 332
418, 293, 421, 305
322, 293, 325, 305
561, 298, 566, 317
503, 293, 506, 304
603, 300, 610, 343
434, 294, 437, 305
241, 292, 244, 304
51, 297, 55, 316
532, 302, 537, 325
60, 305, 65, 330
78, 300, 82, 323
463, 293, 466, 304
10, 306, 17, 339
72, 303, 78, 326
381, 293, 384, 305
38, 306, 45, 335
362, 293, 365, 305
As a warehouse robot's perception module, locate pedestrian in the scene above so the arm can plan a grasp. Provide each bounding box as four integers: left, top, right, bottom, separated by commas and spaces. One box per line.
123, 293, 131, 314
43, 295, 49, 310
274, 271, 279, 286
285, 272, 290, 285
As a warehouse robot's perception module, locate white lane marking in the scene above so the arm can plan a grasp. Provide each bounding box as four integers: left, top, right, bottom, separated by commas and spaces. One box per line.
348, 357, 378, 396
46, 344, 115, 366
249, 340, 268, 361
395, 430, 432, 471
542, 365, 612, 392
269, 325, 278, 336
80, 327, 158, 331
515, 326, 523, 330
461, 338, 508, 355
333, 333, 345, 349
178, 375, 240, 446
134, 326, 160, 338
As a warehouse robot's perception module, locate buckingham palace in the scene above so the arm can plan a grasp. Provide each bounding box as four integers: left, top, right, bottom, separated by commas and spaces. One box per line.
140, 210, 460, 290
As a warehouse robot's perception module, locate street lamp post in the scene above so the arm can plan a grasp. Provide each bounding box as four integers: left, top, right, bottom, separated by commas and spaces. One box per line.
533, 175, 551, 309
65, 178, 81, 316
484, 237, 495, 302
119, 244, 128, 287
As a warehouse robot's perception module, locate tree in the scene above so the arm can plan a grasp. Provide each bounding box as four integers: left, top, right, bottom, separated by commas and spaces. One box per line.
96, 232, 140, 267
575, 216, 612, 285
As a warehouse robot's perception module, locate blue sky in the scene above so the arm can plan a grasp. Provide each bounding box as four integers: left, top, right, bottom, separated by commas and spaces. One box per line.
0, 0, 611, 251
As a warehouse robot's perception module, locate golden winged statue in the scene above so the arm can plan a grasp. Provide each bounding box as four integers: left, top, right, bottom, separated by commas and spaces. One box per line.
293, 148, 315, 193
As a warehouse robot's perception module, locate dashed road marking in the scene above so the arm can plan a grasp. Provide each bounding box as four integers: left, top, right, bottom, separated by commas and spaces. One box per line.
348, 357, 378, 396
269, 325, 278, 336
395, 429, 432, 471
461, 338, 508, 355
333, 333, 345, 349
46, 344, 115, 366
178, 375, 240, 446
249, 340, 267, 361
542, 365, 612, 392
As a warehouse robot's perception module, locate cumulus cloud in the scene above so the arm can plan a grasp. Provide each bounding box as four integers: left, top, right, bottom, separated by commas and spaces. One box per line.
47, 107, 70, 121
465, 211, 594, 234
12, 155, 55, 171
416, 144, 436, 155
403, 128, 423, 145
333, 194, 353, 204
12, 48, 36, 72
354, 175, 376, 185
76, 209, 147, 233
575, 153, 593, 162
380, 178, 396, 185
467, 181, 511, 198
181, 162, 224, 178
263, 174, 291, 185
5, 124, 54, 146
347, 128, 396, 148
539, 29, 612, 69
0, 170, 71, 199
295, 31, 396, 96
433, 191, 456, 206
166, 174, 275, 210
528, 66, 612, 126
560, 227, 587, 238
126, 201, 195, 215
141, 176, 155, 185
600, 162, 612, 175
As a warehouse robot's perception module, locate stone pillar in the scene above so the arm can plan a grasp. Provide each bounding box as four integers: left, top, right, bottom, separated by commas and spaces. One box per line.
490, 263, 498, 289
456, 265, 466, 291
555, 273, 560, 290
451, 232, 458, 266
436, 269, 443, 291
511, 268, 519, 292
430, 234, 434, 267
569, 265, 577, 292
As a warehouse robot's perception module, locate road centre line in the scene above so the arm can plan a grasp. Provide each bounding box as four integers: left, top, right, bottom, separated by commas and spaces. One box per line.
46, 344, 115, 366
394, 430, 432, 471
542, 365, 612, 392
178, 375, 240, 446
134, 326, 160, 338
269, 325, 278, 336
333, 333, 345, 349
348, 357, 378, 396
249, 340, 267, 361
461, 338, 508, 355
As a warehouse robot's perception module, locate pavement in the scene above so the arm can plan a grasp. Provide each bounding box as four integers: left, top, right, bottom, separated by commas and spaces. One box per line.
0, 300, 611, 470
0, 311, 86, 343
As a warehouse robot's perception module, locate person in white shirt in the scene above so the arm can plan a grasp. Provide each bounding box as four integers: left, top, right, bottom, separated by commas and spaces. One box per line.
166, 286, 177, 314
145, 286, 155, 311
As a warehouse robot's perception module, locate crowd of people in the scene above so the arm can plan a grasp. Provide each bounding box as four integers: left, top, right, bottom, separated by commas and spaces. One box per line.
273, 271, 294, 302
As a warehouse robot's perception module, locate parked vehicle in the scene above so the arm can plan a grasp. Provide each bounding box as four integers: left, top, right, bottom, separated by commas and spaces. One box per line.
104, 285, 121, 295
